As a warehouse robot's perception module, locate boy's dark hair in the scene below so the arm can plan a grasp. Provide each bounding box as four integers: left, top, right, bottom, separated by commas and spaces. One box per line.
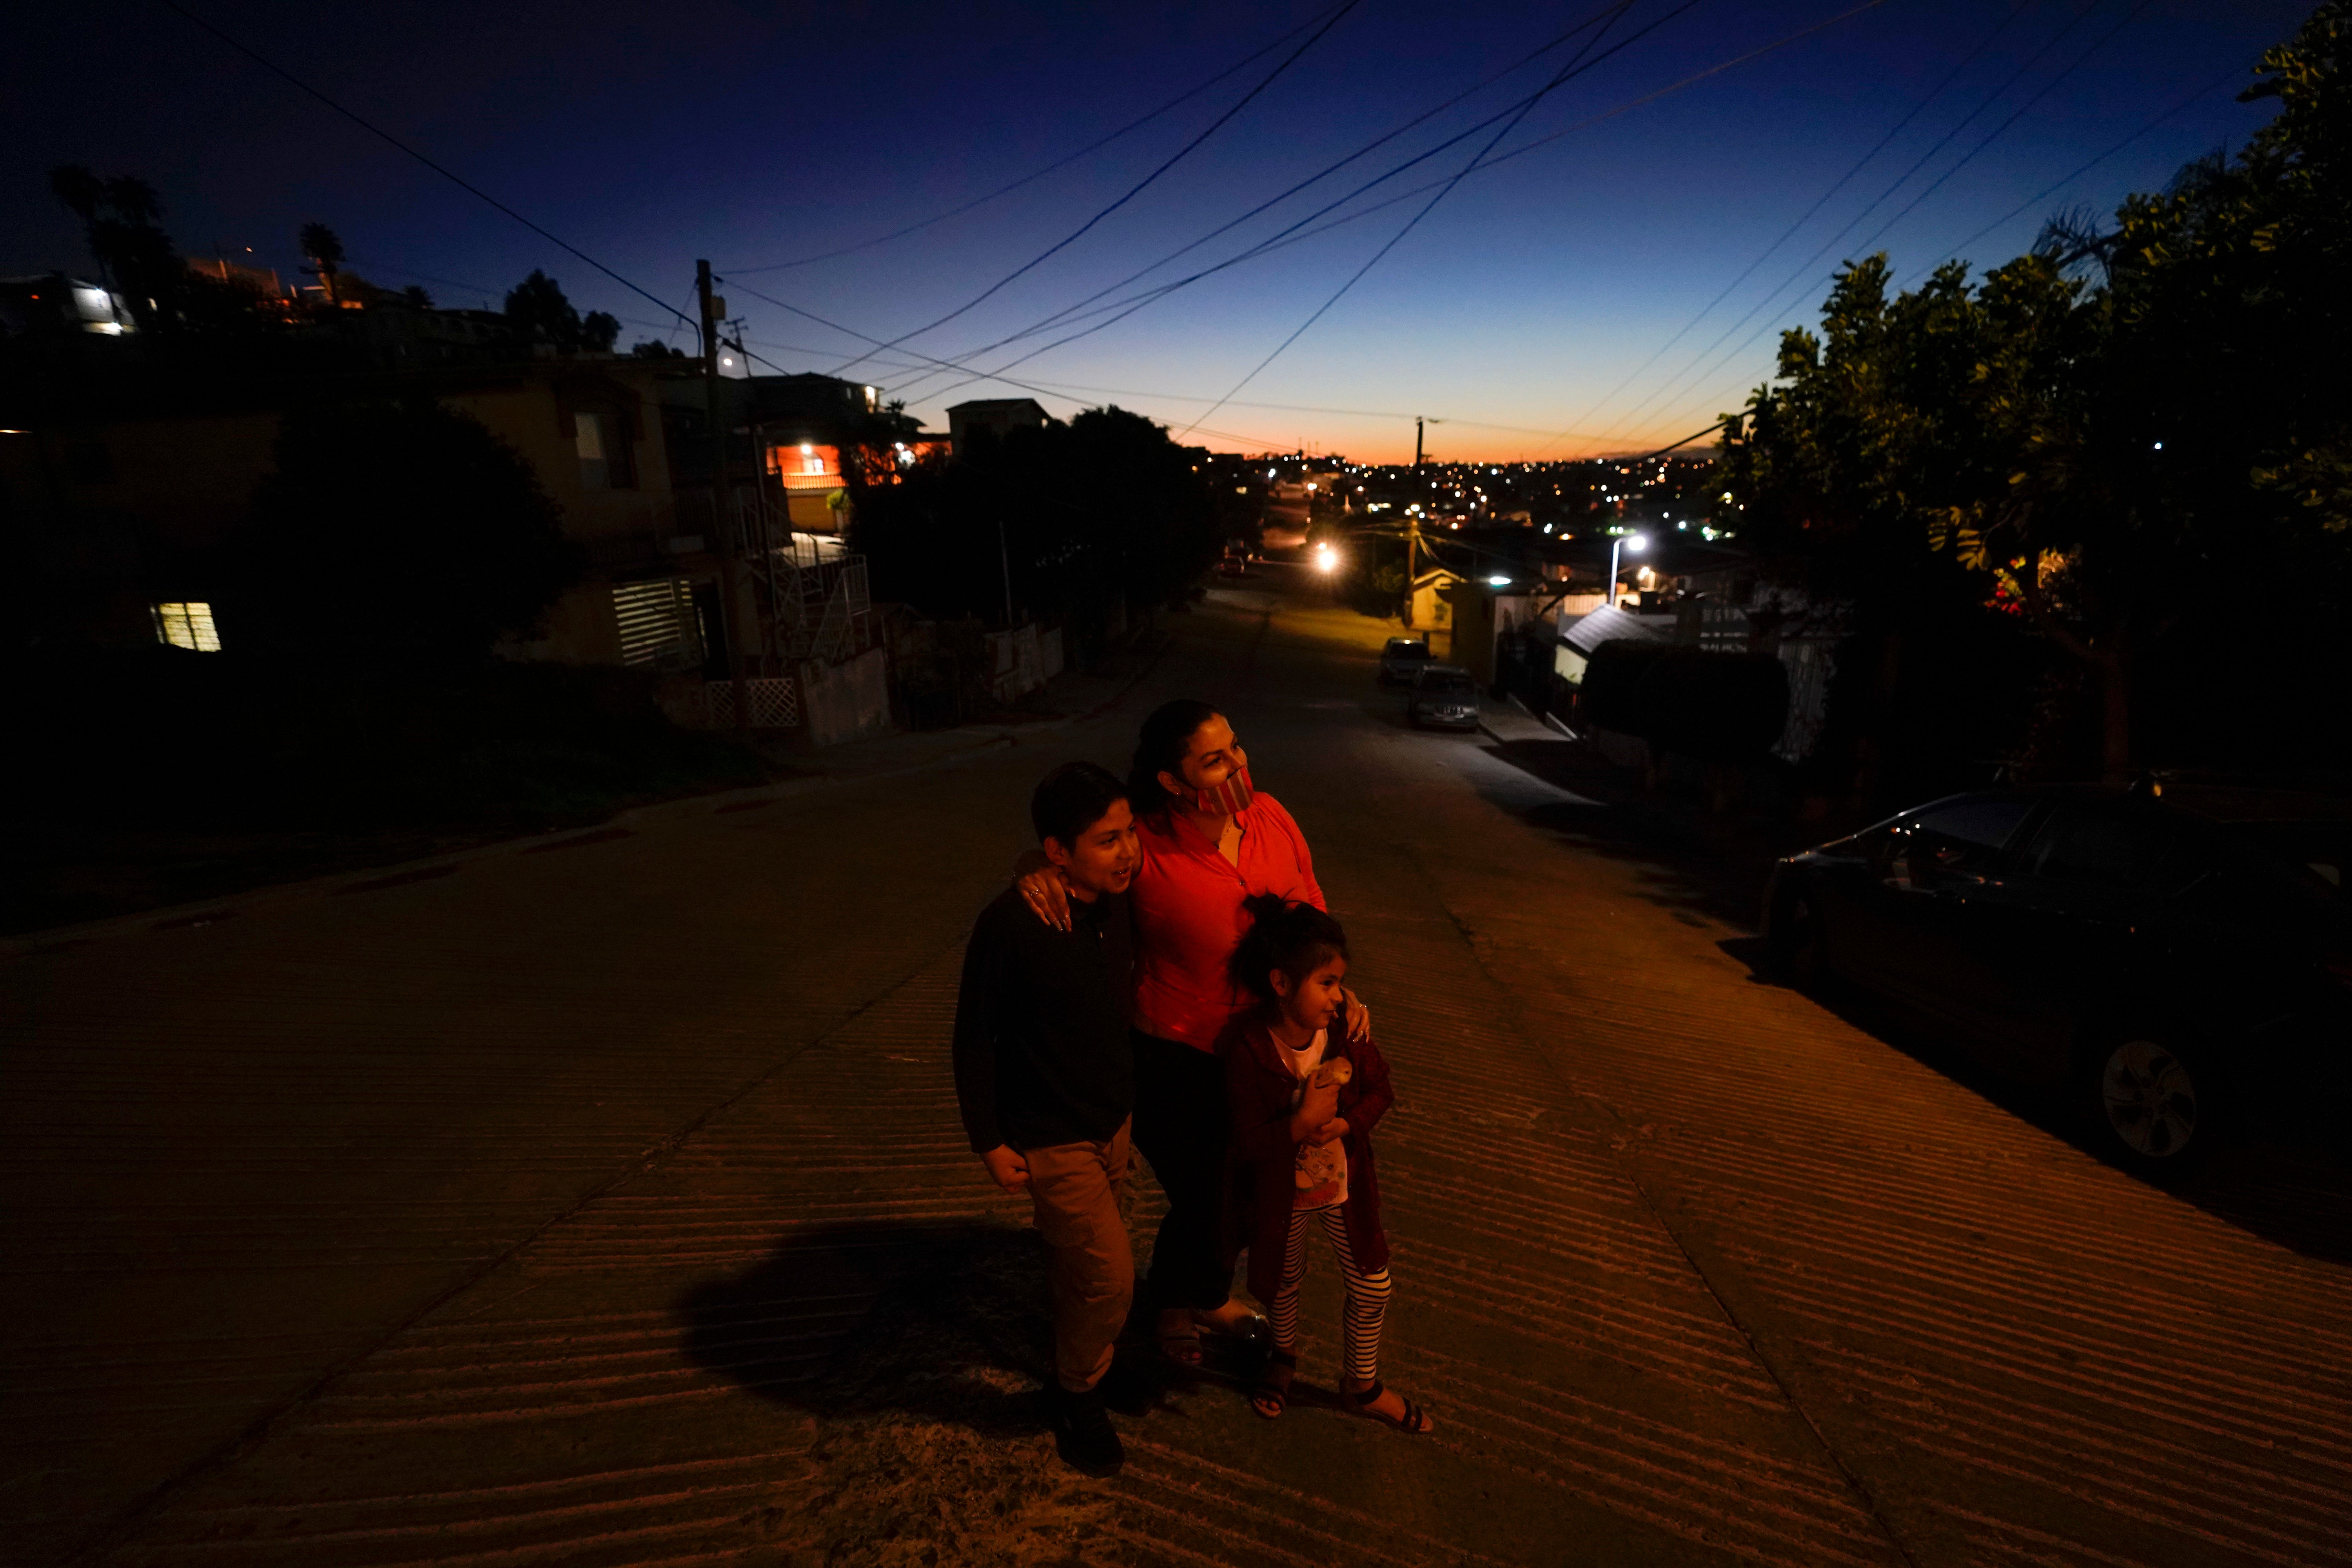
1031, 761, 1129, 849
1126, 698, 1220, 817
1231, 893, 1349, 1001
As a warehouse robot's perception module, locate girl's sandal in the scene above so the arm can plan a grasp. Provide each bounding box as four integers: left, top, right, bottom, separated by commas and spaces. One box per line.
1251, 1350, 1298, 1420
1351, 1381, 1434, 1434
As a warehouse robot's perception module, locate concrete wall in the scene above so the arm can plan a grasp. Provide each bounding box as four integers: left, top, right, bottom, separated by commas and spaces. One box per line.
800, 646, 891, 747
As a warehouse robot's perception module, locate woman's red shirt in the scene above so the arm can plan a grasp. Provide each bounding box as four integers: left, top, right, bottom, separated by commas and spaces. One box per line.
1129, 793, 1325, 1053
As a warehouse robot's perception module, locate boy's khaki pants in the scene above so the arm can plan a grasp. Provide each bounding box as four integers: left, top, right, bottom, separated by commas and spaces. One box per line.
1023, 1118, 1134, 1393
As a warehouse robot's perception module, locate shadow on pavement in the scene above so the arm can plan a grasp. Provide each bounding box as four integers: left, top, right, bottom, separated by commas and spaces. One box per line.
675, 1219, 1241, 1431
677, 1220, 1056, 1434
1718, 940, 2352, 1269
1483, 738, 1827, 933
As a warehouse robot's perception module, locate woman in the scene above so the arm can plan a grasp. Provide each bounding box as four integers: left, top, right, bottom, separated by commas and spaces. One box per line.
1022, 699, 1334, 1365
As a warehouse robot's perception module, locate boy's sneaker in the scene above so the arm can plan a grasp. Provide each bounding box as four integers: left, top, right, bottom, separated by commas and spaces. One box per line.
1047, 1383, 1124, 1476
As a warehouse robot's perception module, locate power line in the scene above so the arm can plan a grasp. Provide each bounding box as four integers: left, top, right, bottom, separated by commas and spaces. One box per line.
730, 332, 1616, 439
1552, 0, 2023, 452
721, 274, 1301, 450
899, 0, 1895, 410
828, 0, 1365, 377
153, 0, 694, 328
878, 0, 1635, 401
1631, 0, 2167, 447
1907, 64, 2243, 276
1175, 0, 1684, 440
1559, 0, 2116, 458
1847, 0, 2161, 255
716, 6, 1355, 277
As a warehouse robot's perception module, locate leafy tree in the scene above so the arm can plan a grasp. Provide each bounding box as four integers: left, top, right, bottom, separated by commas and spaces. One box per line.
1720, 3, 2352, 780
503, 269, 617, 355
299, 221, 345, 303
851, 407, 1217, 646
231, 401, 581, 667
46, 165, 182, 330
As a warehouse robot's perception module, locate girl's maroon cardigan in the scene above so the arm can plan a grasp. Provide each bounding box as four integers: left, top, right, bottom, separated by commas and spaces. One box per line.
1222, 1010, 1395, 1304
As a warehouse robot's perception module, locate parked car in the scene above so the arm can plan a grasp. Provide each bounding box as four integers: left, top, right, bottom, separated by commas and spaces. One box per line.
1762, 783, 2352, 1173
1408, 664, 1480, 731
1379, 637, 1432, 685
1216, 547, 1248, 578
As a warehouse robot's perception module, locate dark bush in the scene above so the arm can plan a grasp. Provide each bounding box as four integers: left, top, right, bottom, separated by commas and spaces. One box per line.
1580, 639, 1789, 761
229, 399, 581, 668
1641, 649, 1789, 762
1576, 638, 1675, 733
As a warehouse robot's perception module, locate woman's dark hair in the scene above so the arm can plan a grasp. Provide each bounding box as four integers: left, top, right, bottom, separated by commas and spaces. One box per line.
1126, 698, 1221, 817
1030, 761, 1128, 849
1231, 893, 1349, 1002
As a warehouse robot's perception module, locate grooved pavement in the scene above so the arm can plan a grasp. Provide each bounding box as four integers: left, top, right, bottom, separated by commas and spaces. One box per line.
5, 585, 2347, 1566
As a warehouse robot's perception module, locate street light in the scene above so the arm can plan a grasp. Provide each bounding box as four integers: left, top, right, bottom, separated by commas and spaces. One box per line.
1608, 532, 1648, 608
1314, 543, 1338, 573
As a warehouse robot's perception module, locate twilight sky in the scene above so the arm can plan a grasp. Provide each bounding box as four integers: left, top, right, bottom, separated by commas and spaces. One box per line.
3, 0, 2312, 461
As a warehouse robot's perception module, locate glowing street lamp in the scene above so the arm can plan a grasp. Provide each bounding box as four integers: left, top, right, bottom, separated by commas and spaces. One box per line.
1608, 532, 1648, 608
1314, 543, 1339, 573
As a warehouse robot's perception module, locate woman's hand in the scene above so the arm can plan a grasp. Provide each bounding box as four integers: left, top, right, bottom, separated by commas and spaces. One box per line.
1341, 989, 1372, 1044
1012, 849, 1073, 932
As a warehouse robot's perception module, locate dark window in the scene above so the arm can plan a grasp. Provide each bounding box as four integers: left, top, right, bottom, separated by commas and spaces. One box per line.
1883, 797, 2034, 884
1909, 798, 2035, 854
2022, 807, 2205, 894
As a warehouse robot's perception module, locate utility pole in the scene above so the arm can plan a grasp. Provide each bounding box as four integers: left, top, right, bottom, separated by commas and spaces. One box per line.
996, 515, 1015, 629
1405, 416, 1426, 627
699, 260, 751, 739
1404, 510, 1420, 629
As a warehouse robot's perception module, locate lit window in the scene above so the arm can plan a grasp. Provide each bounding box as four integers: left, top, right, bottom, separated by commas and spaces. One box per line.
154, 602, 221, 652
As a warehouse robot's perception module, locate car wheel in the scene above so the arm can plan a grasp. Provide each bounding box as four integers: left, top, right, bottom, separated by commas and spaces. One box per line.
2083, 1036, 2219, 1173
1772, 888, 1826, 991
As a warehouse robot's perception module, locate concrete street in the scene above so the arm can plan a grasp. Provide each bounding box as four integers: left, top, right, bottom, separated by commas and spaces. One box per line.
6, 578, 2350, 1568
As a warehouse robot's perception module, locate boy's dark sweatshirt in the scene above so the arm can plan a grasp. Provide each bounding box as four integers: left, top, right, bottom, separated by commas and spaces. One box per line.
952, 885, 1134, 1154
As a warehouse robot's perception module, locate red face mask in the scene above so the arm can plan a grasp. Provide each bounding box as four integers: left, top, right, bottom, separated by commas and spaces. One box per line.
1185, 766, 1254, 816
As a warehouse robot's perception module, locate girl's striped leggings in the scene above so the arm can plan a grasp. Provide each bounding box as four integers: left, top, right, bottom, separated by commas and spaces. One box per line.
1267, 1202, 1392, 1383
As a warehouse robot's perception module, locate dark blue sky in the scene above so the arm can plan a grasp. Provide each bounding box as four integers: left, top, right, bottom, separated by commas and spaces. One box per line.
4, 1, 2310, 459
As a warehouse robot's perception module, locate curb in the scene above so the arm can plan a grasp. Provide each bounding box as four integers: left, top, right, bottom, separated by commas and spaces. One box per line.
3, 637, 1171, 960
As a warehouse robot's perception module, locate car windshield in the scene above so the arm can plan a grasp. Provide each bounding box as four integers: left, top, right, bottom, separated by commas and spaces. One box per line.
1421, 673, 1474, 693
1387, 641, 1429, 658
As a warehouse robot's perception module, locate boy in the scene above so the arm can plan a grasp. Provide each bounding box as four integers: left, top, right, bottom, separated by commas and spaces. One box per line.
951, 762, 1140, 1475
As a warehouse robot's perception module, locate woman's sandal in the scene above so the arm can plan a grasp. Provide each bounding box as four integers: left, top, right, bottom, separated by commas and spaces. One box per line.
1157, 1318, 1204, 1368
1351, 1380, 1435, 1434
1196, 1307, 1271, 1346
1251, 1350, 1298, 1420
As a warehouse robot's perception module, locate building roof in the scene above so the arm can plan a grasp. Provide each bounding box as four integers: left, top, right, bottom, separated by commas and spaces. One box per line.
945, 397, 1047, 418
1558, 602, 1673, 656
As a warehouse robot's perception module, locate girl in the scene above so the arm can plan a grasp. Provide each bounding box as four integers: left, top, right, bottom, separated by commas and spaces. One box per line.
1224, 895, 1433, 1434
